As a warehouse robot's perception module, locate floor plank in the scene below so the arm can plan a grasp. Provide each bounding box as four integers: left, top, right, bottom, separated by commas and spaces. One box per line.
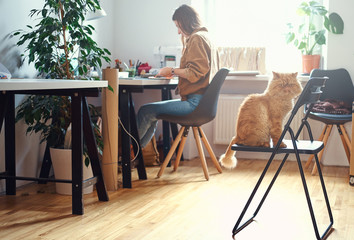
0, 158, 353, 240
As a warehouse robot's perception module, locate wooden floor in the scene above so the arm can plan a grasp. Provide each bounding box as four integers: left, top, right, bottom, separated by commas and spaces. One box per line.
1, 158, 354, 240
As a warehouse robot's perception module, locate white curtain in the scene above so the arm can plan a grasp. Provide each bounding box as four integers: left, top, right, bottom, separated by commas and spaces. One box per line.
192, 0, 306, 74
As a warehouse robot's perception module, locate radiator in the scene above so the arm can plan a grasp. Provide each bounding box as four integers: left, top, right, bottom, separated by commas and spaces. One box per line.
213, 94, 303, 145
213, 94, 247, 144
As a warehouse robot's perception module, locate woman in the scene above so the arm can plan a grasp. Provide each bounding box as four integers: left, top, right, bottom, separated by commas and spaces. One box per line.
137, 4, 219, 147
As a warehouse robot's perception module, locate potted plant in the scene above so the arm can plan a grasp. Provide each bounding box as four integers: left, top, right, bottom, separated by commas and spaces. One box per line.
13, 0, 110, 194
285, 0, 344, 74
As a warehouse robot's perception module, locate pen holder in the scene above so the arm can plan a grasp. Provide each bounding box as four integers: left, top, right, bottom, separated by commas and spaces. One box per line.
128, 67, 136, 77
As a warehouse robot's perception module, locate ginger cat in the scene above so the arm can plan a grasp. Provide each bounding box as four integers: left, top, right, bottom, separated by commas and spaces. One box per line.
219, 71, 303, 169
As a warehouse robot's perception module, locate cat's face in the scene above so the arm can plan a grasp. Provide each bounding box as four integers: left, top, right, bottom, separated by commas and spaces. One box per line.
267, 72, 303, 98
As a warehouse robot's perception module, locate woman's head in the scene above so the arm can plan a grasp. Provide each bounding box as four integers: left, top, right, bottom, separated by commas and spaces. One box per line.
172, 4, 202, 37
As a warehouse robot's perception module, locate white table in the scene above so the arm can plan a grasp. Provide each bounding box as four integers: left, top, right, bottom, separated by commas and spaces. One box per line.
0, 79, 108, 215
119, 77, 178, 86
0, 78, 107, 90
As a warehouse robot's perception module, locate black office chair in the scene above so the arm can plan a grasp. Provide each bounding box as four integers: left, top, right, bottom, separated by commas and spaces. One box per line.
156, 68, 229, 180
231, 77, 334, 240
305, 68, 354, 175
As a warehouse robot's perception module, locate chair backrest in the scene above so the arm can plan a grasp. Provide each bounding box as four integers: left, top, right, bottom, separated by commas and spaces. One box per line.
278, 76, 327, 143
157, 68, 229, 126
310, 68, 354, 103
293, 76, 327, 115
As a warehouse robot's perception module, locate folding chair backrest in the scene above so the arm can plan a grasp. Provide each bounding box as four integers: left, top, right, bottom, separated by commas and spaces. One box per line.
292, 77, 327, 116
278, 77, 327, 142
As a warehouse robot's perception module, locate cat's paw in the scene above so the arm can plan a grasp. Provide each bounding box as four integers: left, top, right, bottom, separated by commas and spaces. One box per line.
219, 154, 238, 169
279, 142, 287, 148
260, 142, 270, 147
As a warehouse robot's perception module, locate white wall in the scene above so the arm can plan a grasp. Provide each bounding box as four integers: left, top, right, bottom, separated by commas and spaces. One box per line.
327, 0, 354, 76
315, 0, 354, 166
97, 0, 190, 68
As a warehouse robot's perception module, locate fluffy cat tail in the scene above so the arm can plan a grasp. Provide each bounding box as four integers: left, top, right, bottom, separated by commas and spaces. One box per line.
219, 137, 238, 169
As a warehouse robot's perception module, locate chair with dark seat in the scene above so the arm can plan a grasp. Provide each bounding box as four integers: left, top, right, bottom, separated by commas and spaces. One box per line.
230, 77, 334, 240
305, 68, 354, 175
156, 68, 229, 180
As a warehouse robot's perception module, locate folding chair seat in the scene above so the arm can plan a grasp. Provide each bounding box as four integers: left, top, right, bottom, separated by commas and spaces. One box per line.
156, 68, 229, 180
231, 77, 333, 240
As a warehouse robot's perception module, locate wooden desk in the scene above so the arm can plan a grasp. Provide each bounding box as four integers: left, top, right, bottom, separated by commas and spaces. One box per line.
119, 78, 178, 188
0, 79, 109, 214
350, 101, 354, 186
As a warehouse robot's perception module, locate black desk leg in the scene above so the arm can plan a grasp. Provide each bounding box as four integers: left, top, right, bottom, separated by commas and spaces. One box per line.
71, 93, 84, 215
0, 91, 8, 133
167, 89, 182, 161
82, 97, 109, 201
161, 87, 171, 162
4, 93, 16, 195
128, 94, 147, 180
38, 145, 52, 184
119, 89, 132, 188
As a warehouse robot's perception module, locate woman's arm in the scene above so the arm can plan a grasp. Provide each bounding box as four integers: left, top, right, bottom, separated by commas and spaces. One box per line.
158, 67, 187, 78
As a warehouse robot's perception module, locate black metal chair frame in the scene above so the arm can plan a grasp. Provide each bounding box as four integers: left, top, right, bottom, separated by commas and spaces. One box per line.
231, 77, 334, 240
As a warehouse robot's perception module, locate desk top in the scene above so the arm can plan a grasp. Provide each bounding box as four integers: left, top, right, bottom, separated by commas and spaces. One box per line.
119, 77, 178, 86
119, 75, 309, 85
0, 79, 108, 91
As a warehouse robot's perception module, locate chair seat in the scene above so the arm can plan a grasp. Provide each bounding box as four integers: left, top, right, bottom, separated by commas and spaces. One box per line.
231, 139, 324, 154
158, 113, 211, 127
309, 112, 351, 125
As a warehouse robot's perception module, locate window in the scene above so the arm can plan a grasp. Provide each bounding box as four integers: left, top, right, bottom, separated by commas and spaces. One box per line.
192, 0, 306, 73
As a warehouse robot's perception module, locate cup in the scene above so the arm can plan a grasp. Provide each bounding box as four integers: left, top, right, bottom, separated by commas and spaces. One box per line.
128, 67, 136, 77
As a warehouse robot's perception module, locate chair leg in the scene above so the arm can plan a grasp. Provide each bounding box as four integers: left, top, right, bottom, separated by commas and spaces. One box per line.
157, 126, 185, 178
198, 127, 222, 173
297, 152, 334, 240
232, 150, 282, 237
232, 152, 334, 240
174, 131, 188, 172
338, 124, 351, 163
305, 125, 326, 169
192, 127, 209, 181
312, 125, 333, 175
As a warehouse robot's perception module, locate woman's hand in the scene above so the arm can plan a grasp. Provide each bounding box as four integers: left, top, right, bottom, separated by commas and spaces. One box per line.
157, 67, 173, 77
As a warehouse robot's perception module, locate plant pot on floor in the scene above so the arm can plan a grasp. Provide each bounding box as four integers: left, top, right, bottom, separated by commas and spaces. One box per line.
302, 54, 321, 75
50, 148, 93, 195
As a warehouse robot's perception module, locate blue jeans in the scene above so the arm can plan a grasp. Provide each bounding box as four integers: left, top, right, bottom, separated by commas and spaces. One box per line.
137, 94, 203, 147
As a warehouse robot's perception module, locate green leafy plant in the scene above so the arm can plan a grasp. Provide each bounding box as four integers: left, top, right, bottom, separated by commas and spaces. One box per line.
285, 1, 344, 55
13, 0, 110, 166
14, 0, 111, 79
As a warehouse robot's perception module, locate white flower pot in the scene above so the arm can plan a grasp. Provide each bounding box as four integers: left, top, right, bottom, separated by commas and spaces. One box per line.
49, 148, 93, 195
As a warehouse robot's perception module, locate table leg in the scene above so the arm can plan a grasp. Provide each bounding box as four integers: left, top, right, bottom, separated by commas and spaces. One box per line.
38, 145, 52, 184
119, 89, 132, 188
82, 97, 109, 201
4, 93, 16, 195
128, 94, 147, 180
71, 93, 84, 215
0, 91, 8, 133
350, 101, 354, 186
161, 87, 171, 159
